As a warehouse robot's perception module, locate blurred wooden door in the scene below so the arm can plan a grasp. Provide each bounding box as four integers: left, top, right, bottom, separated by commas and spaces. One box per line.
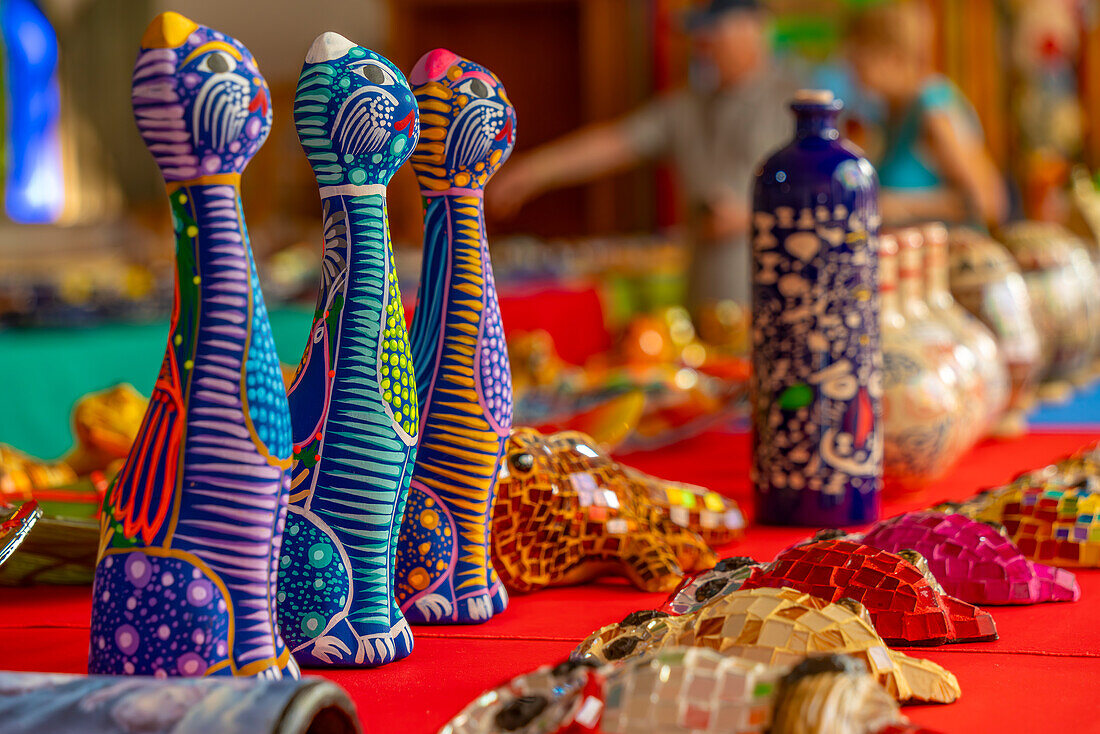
388, 0, 658, 239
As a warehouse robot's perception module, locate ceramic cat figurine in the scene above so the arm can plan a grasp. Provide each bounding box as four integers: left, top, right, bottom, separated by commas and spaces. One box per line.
276, 33, 420, 667
88, 12, 297, 679
394, 49, 516, 624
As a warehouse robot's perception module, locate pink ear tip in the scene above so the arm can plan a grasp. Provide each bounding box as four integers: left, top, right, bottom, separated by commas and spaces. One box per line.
410, 48, 459, 85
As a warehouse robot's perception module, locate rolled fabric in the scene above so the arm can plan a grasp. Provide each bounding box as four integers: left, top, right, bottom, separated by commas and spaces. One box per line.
0, 671, 360, 734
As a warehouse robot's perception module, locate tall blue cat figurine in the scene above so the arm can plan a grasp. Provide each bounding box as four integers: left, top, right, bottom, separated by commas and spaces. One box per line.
276, 32, 421, 667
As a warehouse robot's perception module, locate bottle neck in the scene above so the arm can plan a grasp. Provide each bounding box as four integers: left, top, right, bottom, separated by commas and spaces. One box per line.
879, 250, 901, 318
793, 107, 841, 140
898, 244, 928, 315
923, 233, 953, 307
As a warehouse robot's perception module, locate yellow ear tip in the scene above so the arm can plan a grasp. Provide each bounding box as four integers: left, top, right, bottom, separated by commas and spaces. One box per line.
141, 11, 198, 49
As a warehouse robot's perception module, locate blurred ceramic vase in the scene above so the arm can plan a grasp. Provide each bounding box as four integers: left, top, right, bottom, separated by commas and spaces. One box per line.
996, 221, 1099, 393
878, 235, 961, 494
946, 228, 1040, 435
751, 90, 882, 526
921, 224, 1009, 438
894, 229, 975, 465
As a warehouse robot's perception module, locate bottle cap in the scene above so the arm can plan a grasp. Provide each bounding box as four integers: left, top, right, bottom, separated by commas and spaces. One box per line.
793, 89, 835, 105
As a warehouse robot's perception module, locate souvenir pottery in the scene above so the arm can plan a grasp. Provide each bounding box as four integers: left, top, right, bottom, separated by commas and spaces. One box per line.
0, 670, 359, 734
921, 224, 1009, 436
862, 511, 1080, 604
440, 651, 932, 734
0, 501, 41, 567
941, 447, 1100, 567
394, 49, 516, 624
878, 235, 960, 494
996, 221, 1097, 389
893, 230, 973, 463
751, 89, 882, 527
573, 587, 961, 704
490, 427, 735, 594
276, 34, 420, 668
660, 556, 763, 614
89, 13, 298, 679
946, 228, 1041, 435
739, 538, 998, 645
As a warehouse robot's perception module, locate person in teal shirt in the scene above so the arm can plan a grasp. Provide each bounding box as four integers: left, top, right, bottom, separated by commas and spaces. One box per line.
844, 2, 1008, 227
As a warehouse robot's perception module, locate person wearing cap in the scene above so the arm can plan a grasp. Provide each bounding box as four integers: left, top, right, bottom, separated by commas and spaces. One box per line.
488, 0, 803, 310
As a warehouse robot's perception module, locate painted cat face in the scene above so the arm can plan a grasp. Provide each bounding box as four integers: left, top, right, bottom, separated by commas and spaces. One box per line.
408, 48, 516, 192
132, 12, 271, 181
296, 33, 418, 188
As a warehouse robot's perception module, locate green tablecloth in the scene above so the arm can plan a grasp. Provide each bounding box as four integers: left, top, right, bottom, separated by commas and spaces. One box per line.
0, 308, 314, 460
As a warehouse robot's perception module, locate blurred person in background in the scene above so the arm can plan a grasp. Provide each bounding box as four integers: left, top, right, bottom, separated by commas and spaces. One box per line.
489, 0, 803, 312
845, 2, 1009, 227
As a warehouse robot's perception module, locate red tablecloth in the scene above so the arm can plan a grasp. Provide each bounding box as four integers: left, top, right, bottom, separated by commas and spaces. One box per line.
3, 429, 1099, 732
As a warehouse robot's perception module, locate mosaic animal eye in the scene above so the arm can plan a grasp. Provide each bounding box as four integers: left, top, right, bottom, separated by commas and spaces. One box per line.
510, 453, 534, 472
357, 61, 396, 86
456, 78, 490, 98
197, 51, 235, 74
494, 695, 548, 731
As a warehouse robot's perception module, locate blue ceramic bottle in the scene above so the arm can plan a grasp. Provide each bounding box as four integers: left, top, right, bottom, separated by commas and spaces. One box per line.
750, 90, 882, 526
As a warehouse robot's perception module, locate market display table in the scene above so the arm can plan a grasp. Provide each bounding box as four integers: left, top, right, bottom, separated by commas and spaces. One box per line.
2, 428, 1098, 732
0, 280, 608, 460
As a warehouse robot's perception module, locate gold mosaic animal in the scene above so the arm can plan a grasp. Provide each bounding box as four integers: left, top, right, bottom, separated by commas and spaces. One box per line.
490, 427, 742, 593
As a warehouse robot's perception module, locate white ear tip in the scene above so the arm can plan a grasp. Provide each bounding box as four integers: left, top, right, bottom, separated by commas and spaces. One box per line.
306, 31, 356, 63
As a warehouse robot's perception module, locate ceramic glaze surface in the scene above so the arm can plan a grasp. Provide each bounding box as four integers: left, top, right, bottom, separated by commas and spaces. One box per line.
276, 34, 420, 667
751, 94, 882, 527
947, 229, 1040, 426
922, 226, 1008, 434
878, 237, 960, 493
998, 222, 1097, 383
394, 49, 516, 624
89, 13, 297, 679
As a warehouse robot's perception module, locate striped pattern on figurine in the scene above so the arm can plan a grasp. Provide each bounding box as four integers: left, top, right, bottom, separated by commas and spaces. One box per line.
90, 12, 296, 680
395, 48, 516, 624
277, 33, 420, 667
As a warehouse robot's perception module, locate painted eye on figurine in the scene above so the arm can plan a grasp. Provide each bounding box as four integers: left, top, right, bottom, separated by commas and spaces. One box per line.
455, 78, 490, 99
197, 51, 237, 74
510, 452, 535, 473
356, 61, 397, 86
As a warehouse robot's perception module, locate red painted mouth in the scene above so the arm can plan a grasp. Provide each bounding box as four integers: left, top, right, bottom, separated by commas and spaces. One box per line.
249, 86, 269, 116
495, 116, 512, 143
396, 109, 415, 132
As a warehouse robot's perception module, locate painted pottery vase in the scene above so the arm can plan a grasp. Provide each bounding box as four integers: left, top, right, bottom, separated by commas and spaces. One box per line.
276, 34, 420, 667
892, 229, 973, 464
394, 49, 516, 624
878, 235, 960, 494
89, 13, 297, 679
921, 224, 1009, 436
946, 228, 1040, 434
996, 221, 1098, 388
751, 90, 882, 527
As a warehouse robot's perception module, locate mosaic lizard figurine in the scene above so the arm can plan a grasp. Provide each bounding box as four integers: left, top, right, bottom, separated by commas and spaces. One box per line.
739, 538, 997, 645
89, 13, 297, 679
394, 49, 516, 624
440, 652, 937, 734
275, 34, 420, 668
572, 587, 961, 704
490, 427, 734, 594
